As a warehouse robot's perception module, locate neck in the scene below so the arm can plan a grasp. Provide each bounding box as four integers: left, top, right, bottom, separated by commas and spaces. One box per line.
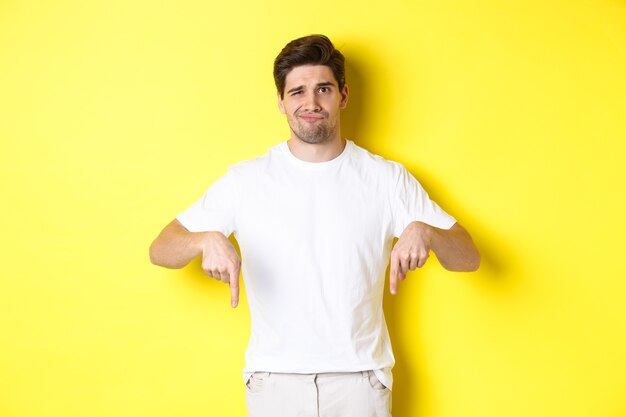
287, 136, 346, 163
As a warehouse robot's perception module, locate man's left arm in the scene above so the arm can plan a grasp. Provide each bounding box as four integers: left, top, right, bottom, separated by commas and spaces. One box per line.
389, 222, 480, 294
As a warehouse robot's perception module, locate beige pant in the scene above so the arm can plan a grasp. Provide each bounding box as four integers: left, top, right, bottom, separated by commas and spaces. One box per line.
245, 370, 392, 417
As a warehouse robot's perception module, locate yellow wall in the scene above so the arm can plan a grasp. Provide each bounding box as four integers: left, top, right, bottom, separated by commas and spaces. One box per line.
1, 0, 625, 416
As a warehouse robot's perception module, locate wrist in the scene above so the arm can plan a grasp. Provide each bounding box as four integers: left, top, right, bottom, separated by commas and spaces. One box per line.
410, 221, 433, 238
191, 231, 216, 256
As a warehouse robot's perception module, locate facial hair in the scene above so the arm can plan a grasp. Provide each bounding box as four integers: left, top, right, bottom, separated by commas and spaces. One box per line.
290, 110, 336, 144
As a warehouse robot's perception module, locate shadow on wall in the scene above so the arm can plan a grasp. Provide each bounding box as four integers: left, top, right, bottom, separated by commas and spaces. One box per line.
342, 46, 516, 417
382, 211, 516, 417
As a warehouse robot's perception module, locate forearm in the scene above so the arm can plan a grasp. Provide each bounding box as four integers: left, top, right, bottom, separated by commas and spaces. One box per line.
428, 222, 480, 272
149, 219, 210, 269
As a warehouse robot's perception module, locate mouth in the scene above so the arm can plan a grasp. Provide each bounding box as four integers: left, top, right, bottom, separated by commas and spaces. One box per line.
298, 113, 324, 122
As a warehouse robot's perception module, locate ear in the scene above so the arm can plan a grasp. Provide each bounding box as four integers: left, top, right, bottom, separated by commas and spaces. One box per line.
339, 84, 349, 109
277, 91, 286, 114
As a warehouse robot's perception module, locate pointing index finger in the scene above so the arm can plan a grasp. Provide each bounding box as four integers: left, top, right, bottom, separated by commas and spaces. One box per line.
229, 265, 240, 308
390, 257, 399, 295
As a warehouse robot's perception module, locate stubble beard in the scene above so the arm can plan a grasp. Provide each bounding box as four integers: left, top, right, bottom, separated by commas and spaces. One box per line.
290, 112, 337, 144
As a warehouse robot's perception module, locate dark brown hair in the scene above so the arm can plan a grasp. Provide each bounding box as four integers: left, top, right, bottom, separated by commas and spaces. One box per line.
273, 34, 345, 98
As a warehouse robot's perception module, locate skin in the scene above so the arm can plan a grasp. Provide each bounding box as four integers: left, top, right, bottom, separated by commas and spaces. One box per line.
278, 65, 348, 162
149, 220, 242, 307
389, 221, 480, 295
149, 64, 480, 308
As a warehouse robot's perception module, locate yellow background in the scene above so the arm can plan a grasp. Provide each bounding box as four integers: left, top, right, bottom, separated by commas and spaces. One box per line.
1, 0, 625, 416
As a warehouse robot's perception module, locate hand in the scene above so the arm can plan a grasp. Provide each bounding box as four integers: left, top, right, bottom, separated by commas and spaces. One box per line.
389, 221, 433, 295
200, 232, 241, 307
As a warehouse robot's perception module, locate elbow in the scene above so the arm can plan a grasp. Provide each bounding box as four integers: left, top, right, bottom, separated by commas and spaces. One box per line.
442, 250, 481, 272
467, 251, 481, 272
464, 248, 481, 272
457, 239, 481, 272
149, 242, 162, 266
149, 241, 171, 268
149, 242, 186, 269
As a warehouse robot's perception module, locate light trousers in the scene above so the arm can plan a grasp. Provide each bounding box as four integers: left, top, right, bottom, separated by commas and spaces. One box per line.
245, 370, 392, 417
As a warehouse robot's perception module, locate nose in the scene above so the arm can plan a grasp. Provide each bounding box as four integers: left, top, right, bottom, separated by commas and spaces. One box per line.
302, 91, 321, 112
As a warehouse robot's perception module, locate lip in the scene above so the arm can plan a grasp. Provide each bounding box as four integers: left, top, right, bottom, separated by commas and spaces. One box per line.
298, 113, 324, 122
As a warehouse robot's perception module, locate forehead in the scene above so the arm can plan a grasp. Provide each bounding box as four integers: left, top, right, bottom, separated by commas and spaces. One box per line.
284, 65, 337, 88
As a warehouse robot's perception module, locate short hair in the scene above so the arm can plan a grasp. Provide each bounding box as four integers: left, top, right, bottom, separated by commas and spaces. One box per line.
273, 34, 346, 98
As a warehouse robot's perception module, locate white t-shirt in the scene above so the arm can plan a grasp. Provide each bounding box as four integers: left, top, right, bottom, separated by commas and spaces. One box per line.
177, 140, 456, 390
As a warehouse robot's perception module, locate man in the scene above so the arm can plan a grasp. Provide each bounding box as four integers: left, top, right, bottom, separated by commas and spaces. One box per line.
150, 34, 480, 417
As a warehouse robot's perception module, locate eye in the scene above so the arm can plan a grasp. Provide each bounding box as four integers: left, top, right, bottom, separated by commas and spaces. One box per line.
291, 91, 302, 96
318, 87, 330, 93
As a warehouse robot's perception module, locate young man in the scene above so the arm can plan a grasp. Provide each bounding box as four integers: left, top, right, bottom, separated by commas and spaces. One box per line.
150, 34, 480, 417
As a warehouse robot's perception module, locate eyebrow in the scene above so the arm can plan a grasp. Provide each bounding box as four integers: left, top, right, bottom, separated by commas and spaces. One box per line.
286, 82, 336, 95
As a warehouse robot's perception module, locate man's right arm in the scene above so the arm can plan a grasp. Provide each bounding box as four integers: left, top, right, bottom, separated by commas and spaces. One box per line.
149, 219, 241, 307
149, 219, 207, 269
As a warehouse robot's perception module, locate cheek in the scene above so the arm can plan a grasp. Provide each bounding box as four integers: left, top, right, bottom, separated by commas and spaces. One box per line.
281, 99, 292, 111
325, 96, 342, 109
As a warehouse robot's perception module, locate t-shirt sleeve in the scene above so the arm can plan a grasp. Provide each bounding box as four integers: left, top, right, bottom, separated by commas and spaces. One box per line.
176, 168, 238, 236
390, 163, 456, 237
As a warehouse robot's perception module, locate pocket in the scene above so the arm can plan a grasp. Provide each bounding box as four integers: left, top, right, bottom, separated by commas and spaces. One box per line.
245, 372, 270, 394
367, 370, 389, 391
